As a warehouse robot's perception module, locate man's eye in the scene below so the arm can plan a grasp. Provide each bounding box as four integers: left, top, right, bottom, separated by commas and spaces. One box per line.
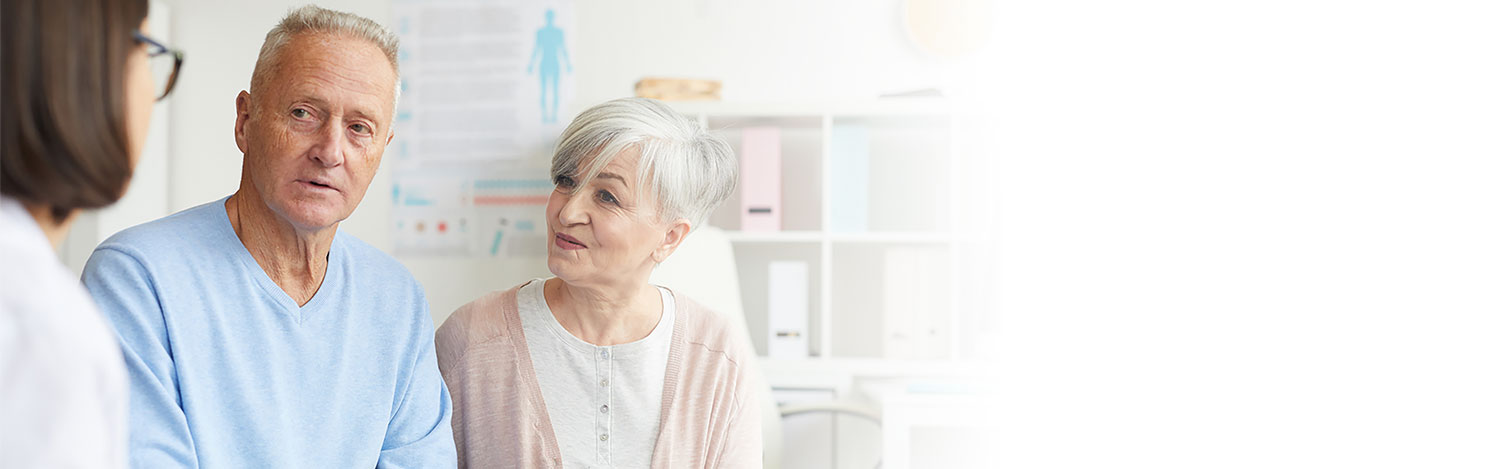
350, 123, 370, 134
291, 109, 311, 119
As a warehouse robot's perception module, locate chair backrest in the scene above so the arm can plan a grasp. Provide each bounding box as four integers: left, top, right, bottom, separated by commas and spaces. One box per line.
649, 225, 785, 468
650, 225, 748, 336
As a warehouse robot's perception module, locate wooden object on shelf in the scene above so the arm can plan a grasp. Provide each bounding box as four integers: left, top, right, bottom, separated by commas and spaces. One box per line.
634, 77, 722, 101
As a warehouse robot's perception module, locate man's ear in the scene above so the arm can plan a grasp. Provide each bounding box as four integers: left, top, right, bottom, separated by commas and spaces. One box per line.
234, 91, 252, 154
652, 218, 693, 264
386, 129, 396, 147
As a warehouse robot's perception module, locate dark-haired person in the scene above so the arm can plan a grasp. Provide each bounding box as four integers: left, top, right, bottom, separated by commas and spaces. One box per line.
0, 0, 181, 467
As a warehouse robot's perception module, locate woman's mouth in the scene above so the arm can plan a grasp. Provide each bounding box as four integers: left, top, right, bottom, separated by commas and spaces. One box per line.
554, 233, 587, 250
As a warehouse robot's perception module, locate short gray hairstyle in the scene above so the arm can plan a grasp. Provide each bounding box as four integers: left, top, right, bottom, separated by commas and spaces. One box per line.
251, 5, 401, 111
551, 97, 738, 230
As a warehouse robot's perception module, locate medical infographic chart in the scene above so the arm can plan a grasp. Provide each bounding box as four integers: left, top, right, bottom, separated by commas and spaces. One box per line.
392, 170, 552, 257
391, 0, 575, 256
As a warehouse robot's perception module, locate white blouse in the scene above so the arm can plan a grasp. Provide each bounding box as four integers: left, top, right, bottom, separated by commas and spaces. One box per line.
518, 278, 675, 468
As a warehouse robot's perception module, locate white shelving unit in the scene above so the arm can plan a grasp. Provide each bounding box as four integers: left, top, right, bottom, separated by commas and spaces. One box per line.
669, 100, 971, 364
671, 100, 996, 469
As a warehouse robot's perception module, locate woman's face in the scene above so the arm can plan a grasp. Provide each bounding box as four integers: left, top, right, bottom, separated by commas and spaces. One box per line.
123, 18, 155, 169
546, 149, 681, 290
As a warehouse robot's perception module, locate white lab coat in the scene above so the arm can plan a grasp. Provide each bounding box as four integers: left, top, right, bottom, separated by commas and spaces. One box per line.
0, 196, 127, 468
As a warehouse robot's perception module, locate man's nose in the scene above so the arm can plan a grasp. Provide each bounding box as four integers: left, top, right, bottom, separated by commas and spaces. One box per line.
309, 122, 345, 167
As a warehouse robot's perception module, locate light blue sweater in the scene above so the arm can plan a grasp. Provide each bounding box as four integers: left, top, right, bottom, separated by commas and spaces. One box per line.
82, 197, 456, 468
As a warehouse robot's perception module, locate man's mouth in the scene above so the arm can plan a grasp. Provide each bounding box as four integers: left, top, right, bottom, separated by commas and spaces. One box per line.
300, 179, 337, 191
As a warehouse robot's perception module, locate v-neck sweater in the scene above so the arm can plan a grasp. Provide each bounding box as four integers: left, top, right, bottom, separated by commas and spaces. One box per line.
81, 197, 456, 467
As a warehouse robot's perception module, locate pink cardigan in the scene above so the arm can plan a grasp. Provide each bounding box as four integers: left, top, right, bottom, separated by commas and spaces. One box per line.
435, 285, 762, 468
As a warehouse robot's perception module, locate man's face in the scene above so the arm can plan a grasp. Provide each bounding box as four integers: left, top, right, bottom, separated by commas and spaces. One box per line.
235, 33, 396, 231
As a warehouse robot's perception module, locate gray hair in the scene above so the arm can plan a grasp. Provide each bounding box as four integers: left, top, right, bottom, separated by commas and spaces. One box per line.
551, 97, 738, 230
250, 5, 401, 112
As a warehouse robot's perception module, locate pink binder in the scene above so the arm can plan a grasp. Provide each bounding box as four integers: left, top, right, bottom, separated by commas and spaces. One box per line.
739, 127, 781, 231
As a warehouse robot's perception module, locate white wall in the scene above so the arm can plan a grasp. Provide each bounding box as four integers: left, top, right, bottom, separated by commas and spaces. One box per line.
572, 0, 956, 105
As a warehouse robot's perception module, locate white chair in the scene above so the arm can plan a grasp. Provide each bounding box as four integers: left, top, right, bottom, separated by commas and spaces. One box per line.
651, 226, 881, 468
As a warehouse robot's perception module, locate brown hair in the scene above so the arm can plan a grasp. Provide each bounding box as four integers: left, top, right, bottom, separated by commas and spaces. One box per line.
1, 0, 150, 221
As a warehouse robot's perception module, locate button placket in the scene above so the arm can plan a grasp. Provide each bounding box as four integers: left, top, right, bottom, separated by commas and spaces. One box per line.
595, 345, 612, 464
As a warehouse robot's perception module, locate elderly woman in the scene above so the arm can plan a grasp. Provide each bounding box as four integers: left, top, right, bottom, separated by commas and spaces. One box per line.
436, 98, 760, 468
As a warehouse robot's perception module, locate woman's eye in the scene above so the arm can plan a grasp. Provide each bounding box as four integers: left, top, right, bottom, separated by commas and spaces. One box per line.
291, 108, 311, 119
597, 190, 618, 205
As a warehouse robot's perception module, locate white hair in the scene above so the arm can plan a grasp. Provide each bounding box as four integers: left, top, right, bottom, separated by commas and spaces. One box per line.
551, 97, 738, 230
250, 5, 401, 111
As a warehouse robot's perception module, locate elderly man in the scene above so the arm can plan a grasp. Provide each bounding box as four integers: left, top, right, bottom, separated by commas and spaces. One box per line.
82, 6, 455, 467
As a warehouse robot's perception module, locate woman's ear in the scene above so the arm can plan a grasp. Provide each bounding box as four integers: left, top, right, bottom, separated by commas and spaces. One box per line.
653, 218, 693, 263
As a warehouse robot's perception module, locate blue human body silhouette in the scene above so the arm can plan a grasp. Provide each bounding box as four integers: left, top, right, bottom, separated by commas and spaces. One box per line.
527, 9, 571, 124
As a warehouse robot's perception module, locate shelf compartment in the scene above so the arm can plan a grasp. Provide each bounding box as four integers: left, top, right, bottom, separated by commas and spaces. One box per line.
732, 242, 824, 358
706, 117, 824, 232
830, 244, 952, 360
830, 116, 953, 234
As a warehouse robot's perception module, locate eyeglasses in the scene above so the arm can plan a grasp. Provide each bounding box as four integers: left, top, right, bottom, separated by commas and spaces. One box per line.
132, 31, 183, 101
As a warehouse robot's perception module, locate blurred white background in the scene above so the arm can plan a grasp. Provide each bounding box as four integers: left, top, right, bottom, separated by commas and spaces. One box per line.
62, 0, 1500, 467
